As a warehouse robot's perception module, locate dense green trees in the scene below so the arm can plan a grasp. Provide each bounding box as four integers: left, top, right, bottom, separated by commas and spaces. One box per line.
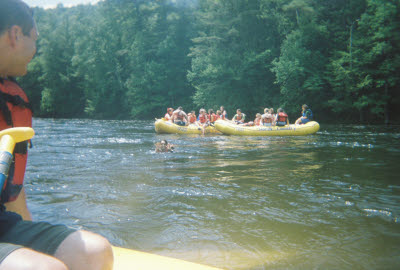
188, 0, 281, 116
16, 0, 400, 123
327, 0, 400, 123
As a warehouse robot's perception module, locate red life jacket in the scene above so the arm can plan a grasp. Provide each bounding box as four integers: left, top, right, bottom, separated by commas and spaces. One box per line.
199, 114, 207, 124
189, 115, 196, 123
215, 114, 221, 121
263, 113, 273, 123
277, 112, 288, 122
209, 113, 216, 123
0, 78, 32, 203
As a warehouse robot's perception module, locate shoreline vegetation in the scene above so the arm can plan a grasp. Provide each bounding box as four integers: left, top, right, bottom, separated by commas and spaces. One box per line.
18, 0, 400, 125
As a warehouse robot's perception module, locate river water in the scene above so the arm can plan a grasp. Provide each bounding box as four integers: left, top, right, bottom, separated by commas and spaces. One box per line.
24, 119, 400, 269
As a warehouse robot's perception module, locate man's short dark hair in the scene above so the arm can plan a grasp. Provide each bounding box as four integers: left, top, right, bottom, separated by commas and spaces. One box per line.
0, 0, 34, 36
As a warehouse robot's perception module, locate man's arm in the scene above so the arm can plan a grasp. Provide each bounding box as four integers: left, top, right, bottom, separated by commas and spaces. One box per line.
4, 187, 32, 220
183, 112, 189, 122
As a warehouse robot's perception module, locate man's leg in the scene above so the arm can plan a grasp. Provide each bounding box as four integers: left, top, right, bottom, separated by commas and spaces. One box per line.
0, 248, 67, 270
54, 230, 113, 270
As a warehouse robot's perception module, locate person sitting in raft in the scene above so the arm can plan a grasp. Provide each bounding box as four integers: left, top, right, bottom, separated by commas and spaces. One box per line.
188, 110, 197, 125
164, 107, 174, 121
172, 106, 189, 126
262, 107, 269, 116
155, 140, 174, 153
270, 108, 276, 119
275, 108, 289, 126
198, 108, 209, 135
244, 113, 262, 126
208, 109, 217, 125
254, 113, 262, 126
261, 108, 275, 126
220, 106, 228, 120
215, 110, 222, 121
198, 108, 209, 125
295, 104, 313, 125
232, 109, 246, 124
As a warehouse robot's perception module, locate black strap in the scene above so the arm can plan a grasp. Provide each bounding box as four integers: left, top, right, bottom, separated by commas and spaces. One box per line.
0, 92, 33, 112
0, 79, 33, 126
0, 79, 34, 150
0, 93, 13, 126
14, 141, 28, 154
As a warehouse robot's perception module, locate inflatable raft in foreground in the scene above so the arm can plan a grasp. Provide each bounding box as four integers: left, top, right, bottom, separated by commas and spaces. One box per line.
112, 246, 221, 270
214, 120, 320, 136
155, 119, 221, 134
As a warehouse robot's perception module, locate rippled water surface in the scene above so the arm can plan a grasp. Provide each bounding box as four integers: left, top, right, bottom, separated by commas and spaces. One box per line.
25, 119, 400, 269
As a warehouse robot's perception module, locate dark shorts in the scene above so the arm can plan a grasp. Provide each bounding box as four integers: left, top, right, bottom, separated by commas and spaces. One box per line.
0, 220, 76, 263
174, 120, 186, 126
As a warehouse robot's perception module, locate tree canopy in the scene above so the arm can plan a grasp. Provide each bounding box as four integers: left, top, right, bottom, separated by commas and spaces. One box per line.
17, 0, 400, 123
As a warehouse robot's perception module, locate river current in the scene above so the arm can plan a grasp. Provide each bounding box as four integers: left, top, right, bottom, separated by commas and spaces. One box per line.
24, 119, 400, 269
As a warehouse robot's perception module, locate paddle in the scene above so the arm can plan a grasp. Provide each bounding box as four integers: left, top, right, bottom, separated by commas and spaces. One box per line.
0, 127, 35, 196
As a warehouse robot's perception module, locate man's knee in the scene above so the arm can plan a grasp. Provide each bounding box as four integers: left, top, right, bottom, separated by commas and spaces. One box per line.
81, 231, 113, 264
0, 248, 67, 270
55, 230, 113, 270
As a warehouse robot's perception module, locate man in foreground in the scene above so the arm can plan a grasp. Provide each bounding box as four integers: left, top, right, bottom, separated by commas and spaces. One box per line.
0, 0, 113, 269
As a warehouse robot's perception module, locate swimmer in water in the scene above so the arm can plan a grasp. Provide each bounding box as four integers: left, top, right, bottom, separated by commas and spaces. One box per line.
155, 140, 174, 152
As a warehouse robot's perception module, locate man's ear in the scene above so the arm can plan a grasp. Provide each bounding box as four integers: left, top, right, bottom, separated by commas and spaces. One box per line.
7, 25, 22, 48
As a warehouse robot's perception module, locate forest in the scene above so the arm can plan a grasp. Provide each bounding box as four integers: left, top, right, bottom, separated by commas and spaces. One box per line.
17, 0, 400, 124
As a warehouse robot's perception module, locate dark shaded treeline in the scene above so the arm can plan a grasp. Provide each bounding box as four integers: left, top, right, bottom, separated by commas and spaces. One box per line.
18, 0, 400, 123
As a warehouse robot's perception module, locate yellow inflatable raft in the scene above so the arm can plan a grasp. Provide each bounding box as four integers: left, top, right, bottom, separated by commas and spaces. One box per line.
112, 246, 221, 270
214, 120, 320, 136
155, 119, 221, 134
